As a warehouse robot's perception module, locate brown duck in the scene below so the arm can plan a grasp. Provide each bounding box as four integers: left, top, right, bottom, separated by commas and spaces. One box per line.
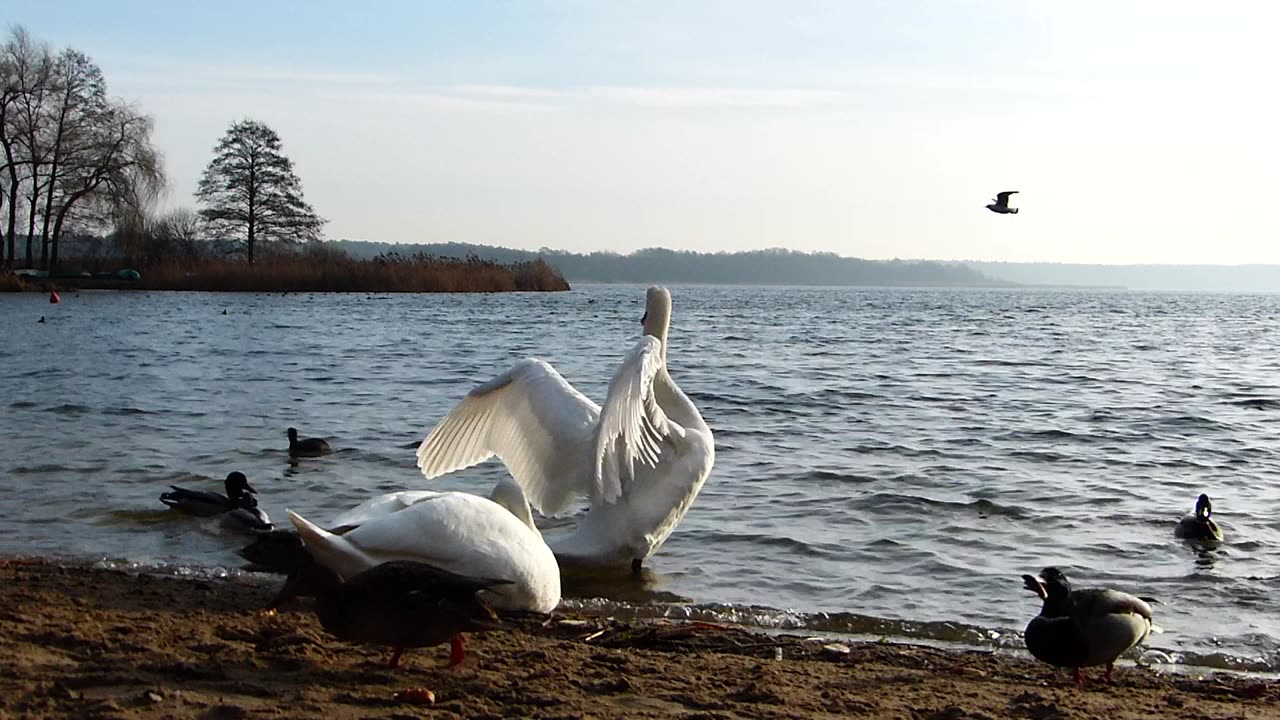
306, 559, 511, 668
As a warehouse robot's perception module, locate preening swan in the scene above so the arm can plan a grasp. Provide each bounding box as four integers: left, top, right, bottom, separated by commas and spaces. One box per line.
239, 489, 448, 608
286, 478, 560, 613
416, 286, 715, 572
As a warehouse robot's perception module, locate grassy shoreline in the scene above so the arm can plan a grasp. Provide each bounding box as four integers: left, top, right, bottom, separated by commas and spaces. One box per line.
0, 254, 571, 293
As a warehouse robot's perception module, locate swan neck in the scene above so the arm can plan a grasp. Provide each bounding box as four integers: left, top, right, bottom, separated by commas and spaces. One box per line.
642, 305, 671, 361
490, 480, 540, 534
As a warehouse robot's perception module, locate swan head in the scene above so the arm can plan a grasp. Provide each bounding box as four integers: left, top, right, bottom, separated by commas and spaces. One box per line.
641, 286, 672, 346
489, 477, 538, 533
1195, 493, 1213, 520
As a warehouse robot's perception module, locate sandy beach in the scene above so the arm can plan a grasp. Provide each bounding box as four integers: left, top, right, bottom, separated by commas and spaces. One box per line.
0, 558, 1275, 719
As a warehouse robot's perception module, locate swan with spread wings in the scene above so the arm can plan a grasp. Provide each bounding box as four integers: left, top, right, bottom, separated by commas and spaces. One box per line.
416, 286, 715, 573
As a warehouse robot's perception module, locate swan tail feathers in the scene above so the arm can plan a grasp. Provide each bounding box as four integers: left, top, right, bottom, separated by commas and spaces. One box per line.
286, 509, 369, 581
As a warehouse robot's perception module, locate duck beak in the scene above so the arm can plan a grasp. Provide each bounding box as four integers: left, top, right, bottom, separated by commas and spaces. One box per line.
1021, 574, 1048, 600
245, 482, 258, 494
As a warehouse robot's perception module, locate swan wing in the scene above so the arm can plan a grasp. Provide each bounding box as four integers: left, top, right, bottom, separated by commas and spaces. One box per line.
417, 358, 601, 515
328, 490, 443, 529
592, 335, 675, 503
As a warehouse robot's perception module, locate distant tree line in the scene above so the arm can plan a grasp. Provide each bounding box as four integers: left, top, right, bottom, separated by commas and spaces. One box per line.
330, 241, 1006, 287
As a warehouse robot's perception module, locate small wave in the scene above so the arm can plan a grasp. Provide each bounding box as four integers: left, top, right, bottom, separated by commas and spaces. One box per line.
102, 406, 152, 416
9, 400, 38, 409
10, 463, 79, 475
996, 429, 1101, 443
804, 469, 878, 484
1230, 398, 1280, 410
1154, 414, 1229, 430
1009, 450, 1069, 462
692, 531, 836, 558
971, 358, 1044, 367
856, 492, 1031, 520
49, 403, 92, 416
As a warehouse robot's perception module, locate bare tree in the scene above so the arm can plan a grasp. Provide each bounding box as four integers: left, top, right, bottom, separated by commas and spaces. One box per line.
0, 27, 163, 271
147, 206, 203, 263
37, 47, 109, 269
195, 119, 325, 263
0, 27, 54, 267
48, 102, 163, 270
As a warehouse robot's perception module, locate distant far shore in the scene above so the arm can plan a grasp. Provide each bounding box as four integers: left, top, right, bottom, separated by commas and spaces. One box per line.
0, 255, 570, 294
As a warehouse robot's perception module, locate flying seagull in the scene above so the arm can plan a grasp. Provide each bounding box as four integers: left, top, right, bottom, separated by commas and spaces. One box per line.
986, 191, 1019, 215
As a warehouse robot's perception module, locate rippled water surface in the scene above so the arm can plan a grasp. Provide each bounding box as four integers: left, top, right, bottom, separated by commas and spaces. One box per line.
2, 285, 1279, 672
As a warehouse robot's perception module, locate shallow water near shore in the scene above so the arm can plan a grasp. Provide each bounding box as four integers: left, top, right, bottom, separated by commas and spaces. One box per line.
1, 284, 1278, 673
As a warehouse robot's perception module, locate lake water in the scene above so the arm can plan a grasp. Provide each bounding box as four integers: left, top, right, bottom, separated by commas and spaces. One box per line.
2, 284, 1278, 673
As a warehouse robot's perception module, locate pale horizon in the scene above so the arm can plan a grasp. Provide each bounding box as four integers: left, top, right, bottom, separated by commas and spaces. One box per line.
11, 1, 1280, 265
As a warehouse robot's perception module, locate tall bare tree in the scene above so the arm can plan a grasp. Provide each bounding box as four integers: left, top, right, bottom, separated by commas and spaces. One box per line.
0, 28, 54, 267
47, 102, 163, 271
37, 48, 109, 269
195, 119, 324, 263
0, 26, 163, 271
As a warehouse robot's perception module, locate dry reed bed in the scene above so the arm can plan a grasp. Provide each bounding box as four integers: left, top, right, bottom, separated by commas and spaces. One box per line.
2, 254, 570, 293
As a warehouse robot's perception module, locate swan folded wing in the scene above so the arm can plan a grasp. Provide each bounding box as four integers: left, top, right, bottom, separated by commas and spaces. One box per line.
416, 359, 601, 515
593, 335, 674, 503
328, 490, 442, 529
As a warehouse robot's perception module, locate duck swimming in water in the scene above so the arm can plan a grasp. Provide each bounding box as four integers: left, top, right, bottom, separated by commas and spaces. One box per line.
287, 427, 332, 457
1021, 567, 1159, 688
1175, 493, 1223, 543
160, 471, 272, 532
303, 559, 510, 669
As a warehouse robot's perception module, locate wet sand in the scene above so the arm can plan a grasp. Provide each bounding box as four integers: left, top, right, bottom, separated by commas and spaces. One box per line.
1, 558, 1275, 719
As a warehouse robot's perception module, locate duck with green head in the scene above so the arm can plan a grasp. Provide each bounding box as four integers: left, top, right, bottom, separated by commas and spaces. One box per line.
1175, 493, 1223, 543
1021, 567, 1160, 688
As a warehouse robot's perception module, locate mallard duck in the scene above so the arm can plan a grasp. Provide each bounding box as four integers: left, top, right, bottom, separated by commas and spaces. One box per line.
1021, 567, 1159, 687
160, 472, 272, 532
1175, 493, 1223, 542
287, 427, 331, 457
305, 559, 510, 668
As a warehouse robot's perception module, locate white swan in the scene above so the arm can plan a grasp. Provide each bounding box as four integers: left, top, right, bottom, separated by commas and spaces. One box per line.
286, 478, 560, 613
415, 286, 715, 572
327, 490, 442, 530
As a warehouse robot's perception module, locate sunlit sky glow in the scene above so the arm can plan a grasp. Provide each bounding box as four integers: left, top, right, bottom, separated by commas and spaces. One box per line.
10, 1, 1280, 263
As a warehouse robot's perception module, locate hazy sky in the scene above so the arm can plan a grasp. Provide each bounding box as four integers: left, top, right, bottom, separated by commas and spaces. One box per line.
9, 1, 1280, 263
